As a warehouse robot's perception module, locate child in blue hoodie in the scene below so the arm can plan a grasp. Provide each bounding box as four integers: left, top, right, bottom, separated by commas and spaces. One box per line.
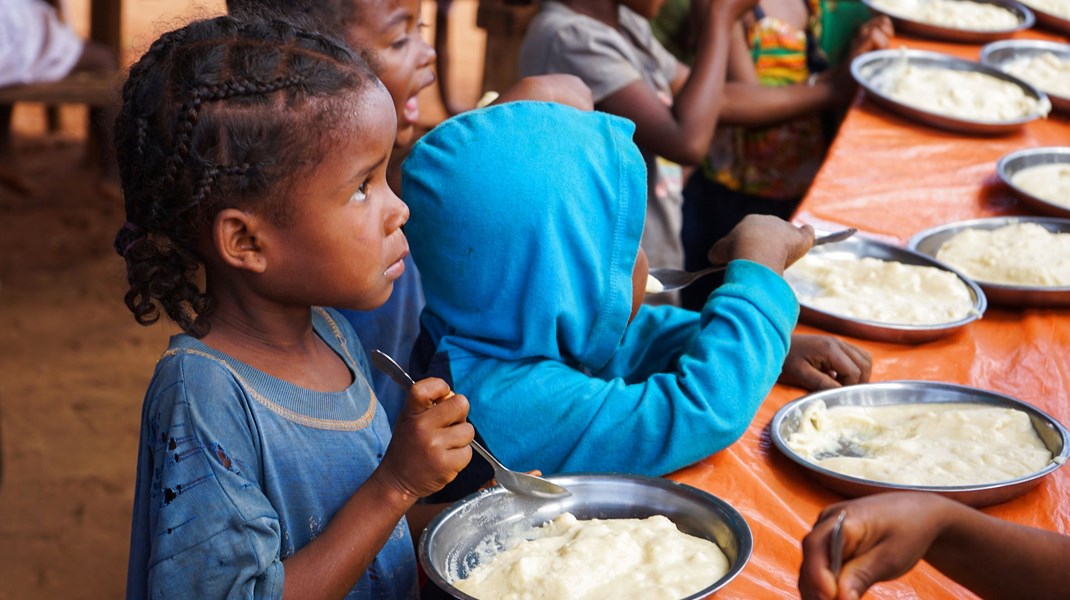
402, 101, 871, 500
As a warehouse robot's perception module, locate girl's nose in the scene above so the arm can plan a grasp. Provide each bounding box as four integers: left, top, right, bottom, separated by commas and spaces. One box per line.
387, 191, 410, 232
418, 34, 436, 68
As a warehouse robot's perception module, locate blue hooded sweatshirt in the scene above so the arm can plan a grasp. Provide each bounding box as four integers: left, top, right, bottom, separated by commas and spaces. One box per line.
402, 102, 798, 484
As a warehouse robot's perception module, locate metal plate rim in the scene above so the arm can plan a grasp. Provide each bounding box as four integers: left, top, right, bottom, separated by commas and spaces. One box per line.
769, 380, 1070, 505
850, 48, 1050, 134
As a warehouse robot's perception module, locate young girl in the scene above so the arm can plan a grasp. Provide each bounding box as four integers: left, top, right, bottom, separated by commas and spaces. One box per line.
114, 17, 473, 598
227, 0, 593, 426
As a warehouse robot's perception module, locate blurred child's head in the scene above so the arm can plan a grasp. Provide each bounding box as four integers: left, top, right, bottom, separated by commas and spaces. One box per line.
401, 102, 649, 370
114, 16, 406, 336
227, 0, 437, 148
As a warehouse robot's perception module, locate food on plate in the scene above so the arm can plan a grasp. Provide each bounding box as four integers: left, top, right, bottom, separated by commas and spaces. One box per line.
869, 0, 1021, 30
1011, 163, 1070, 207
786, 401, 1053, 486
453, 512, 729, 600
1019, 0, 1070, 19
645, 273, 665, 294
1002, 52, 1070, 98
784, 253, 977, 325
868, 56, 1050, 121
936, 223, 1070, 286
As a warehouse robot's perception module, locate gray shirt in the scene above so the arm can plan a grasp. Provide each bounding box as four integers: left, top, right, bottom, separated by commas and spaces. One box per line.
519, 1, 686, 291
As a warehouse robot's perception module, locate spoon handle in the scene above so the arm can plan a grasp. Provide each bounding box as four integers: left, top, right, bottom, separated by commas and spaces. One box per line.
830, 509, 847, 578
470, 439, 507, 474
371, 349, 416, 390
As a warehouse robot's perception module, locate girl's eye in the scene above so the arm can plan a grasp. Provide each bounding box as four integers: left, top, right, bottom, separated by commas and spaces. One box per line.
390, 35, 409, 50
350, 180, 369, 203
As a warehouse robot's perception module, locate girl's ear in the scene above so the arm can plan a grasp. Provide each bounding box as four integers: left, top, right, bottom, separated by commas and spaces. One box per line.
213, 208, 268, 273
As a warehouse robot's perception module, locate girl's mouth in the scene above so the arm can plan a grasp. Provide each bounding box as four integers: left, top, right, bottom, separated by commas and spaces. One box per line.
403, 95, 420, 124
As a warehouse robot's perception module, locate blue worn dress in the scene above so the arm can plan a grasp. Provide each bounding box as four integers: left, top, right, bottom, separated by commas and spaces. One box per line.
126, 307, 417, 599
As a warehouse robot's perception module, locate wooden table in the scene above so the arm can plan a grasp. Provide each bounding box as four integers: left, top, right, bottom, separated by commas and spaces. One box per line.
669, 27, 1070, 599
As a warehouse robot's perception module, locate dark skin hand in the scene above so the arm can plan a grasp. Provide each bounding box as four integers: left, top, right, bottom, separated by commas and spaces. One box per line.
780, 334, 872, 390
800, 492, 1070, 600
281, 378, 473, 600
706, 215, 872, 392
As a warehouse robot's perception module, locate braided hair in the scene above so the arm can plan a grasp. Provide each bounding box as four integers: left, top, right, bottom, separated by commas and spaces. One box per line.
113, 16, 376, 336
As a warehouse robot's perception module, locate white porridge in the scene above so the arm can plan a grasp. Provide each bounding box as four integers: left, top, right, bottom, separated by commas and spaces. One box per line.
1002, 52, 1070, 98
1019, 0, 1070, 19
453, 513, 730, 600
870, 0, 1021, 30
868, 56, 1050, 122
786, 401, 1053, 486
785, 253, 977, 325
1011, 163, 1070, 207
935, 223, 1070, 286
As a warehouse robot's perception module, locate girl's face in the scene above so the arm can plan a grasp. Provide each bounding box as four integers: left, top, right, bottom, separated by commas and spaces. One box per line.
267, 85, 410, 311
346, 0, 437, 148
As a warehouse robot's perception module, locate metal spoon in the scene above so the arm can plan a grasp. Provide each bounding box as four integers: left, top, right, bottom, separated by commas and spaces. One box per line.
830, 509, 847, 579
647, 228, 858, 294
369, 349, 571, 500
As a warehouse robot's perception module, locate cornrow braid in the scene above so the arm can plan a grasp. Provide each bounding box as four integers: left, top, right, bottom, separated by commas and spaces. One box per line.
113, 16, 376, 336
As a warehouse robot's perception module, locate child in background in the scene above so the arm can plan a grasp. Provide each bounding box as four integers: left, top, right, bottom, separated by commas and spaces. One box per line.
517, 0, 759, 306
114, 18, 473, 598
227, 0, 593, 425
799, 492, 1070, 600
402, 102, 871, 502
655, 0, 892, 309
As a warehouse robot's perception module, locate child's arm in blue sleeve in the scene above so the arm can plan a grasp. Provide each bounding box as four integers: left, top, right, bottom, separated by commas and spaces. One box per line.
466, 260, 797, 476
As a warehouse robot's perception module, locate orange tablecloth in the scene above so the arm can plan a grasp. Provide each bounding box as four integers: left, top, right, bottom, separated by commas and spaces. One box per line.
669, 28, 1070, 599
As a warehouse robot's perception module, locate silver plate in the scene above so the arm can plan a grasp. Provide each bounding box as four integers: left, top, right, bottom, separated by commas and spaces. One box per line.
770, 381, 1070, 507
1018, 0, 1070, 34
851, 49, 1050, 134
996, 147, 1070, 219
785, 236, 986, 344
420, 474, 752, 599
862, 0, 1034, 43
981, 39, 1070, 113
908, 216, 1070, 307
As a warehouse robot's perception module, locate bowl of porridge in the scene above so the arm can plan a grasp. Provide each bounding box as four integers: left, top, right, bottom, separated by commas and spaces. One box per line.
981, 39, 1070, 112
784, 235, 986, 344
770, 381, 1070, 507
419, 474, 752, 600
851, 48, 1051, 134
908, 216, 1070, 306
862, 0, 1034, 43
1017, 0, 1070, 34
995, 147, 1070, 218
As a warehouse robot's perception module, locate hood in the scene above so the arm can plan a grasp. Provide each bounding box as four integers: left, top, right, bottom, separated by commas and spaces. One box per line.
401, 102, 647, 371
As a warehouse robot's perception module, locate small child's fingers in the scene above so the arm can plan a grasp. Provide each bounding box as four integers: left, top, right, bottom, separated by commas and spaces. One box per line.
430, 391, 471, 425
408, 377, 454, 410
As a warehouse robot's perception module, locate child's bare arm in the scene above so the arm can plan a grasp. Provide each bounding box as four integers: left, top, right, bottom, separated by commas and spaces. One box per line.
800, 492, 1070, 600
281, 379, 473, 600
597, 0, 758, 165
720, 17, 893, 127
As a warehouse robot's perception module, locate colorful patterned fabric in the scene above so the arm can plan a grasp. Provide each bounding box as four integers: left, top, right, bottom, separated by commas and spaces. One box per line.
705, 0, 828, 200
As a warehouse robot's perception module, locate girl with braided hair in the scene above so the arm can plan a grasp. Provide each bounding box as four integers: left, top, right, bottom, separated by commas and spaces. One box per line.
115, 16, 472, 599
226, 0, 593, 429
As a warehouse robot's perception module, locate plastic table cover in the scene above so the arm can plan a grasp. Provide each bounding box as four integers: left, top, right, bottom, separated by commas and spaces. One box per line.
669, 30, 1070, 599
